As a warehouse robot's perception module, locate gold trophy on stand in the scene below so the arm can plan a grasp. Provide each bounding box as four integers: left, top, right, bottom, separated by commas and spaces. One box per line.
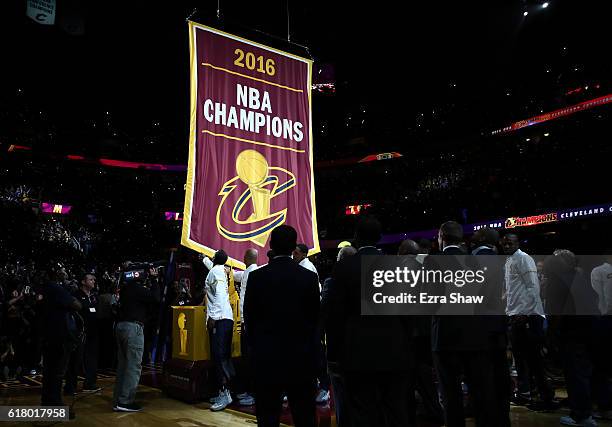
235, 150, 271, 247
178, 313, 188, 355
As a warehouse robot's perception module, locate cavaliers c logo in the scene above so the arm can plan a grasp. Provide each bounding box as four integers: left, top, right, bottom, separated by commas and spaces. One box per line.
216, 149, 295, 247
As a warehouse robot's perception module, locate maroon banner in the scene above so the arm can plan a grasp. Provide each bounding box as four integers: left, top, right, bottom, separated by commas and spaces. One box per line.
182, 22, 319, 268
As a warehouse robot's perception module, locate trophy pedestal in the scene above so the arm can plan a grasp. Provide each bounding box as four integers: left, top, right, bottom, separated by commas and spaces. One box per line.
162, 359, 214, 403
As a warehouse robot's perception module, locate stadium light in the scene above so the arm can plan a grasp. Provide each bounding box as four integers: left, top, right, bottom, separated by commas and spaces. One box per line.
542, 2, 549, 8
523, 11, 529, 16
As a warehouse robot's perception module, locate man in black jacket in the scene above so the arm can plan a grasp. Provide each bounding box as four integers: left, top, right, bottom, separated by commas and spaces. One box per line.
112, 266, 160, 412
471, 228, 510, 427
40, 264, 82, 417
325, 216, 414, 427
243, 225, 320, 427
65, 273, 101, 394
431, 221, 506, 427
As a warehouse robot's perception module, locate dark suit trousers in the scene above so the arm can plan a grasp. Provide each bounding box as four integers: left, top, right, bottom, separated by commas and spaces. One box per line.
433, 350, 507, 427
255, 378, 316, 427
509, 316, 553, 401
66, 334, 99, 391
413, 336, 444, 423
343, 371, 411, 427
41, 340, 72, 406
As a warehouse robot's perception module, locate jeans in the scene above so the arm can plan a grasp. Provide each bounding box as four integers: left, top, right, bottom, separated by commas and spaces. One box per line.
209, 319, 234, 388
113, 322, 144, 406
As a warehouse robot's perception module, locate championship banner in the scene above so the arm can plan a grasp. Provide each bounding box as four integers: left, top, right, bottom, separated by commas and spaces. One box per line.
182, 22, 319, 268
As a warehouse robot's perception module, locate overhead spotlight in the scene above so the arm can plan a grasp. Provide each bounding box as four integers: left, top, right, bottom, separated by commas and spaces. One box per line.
523, 11, 529, 16
542, 2, 549, 8
544, 133, 550, 136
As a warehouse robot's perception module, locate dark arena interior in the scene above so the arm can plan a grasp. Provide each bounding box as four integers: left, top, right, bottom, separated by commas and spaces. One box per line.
1, 1, 612, 426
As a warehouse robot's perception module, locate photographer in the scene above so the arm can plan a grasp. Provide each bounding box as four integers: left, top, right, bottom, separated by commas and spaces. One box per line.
112, 264, 160, 412
40, 263, 82, 419
65, 273, 101, 394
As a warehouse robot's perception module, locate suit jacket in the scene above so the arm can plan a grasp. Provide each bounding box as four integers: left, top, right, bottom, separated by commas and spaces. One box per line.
243, 256, 320, 383
431, 246, 494, 352
325, 247, 413, 373
471, 246, 508, 349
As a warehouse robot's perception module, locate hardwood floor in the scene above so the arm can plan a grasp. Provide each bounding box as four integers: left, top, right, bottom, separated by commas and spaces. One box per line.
0, 366, 589, 426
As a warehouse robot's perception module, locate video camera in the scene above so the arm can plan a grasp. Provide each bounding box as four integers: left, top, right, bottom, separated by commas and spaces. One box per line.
120, 261, 165, 284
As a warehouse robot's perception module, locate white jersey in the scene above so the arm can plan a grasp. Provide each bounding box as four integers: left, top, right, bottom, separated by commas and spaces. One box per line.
591, 262, 612, 315
203, 258, 233, 321
238, 263, 258, 323
504, 249, 545, 316
299, 257, 320, 292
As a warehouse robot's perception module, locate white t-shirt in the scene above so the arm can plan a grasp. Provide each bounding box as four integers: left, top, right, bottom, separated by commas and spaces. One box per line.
299, 257, 320, 292
204, 263, 233, 321
591, 262, 612, 315
504, 249, 545, 316
239, 263, 258, 323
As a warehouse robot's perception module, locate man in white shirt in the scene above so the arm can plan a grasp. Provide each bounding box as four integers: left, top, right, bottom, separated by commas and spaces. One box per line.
591, 256, 612, 315
236, 248, 258, 406
203, 250, 234, 411
502, 234, 555, 410
293, 243, 319, 276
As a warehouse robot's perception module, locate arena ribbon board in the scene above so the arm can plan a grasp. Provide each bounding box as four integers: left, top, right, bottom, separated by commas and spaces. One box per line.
182, 22, 319, 268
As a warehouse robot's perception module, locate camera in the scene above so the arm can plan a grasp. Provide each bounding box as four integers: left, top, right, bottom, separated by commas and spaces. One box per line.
120, 261, 164, 284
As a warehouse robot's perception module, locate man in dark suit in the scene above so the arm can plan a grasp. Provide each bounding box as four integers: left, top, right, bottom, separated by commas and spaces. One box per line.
325, 216, 414, 427
431, 221, 507, 427
471, 228, 511, 427
243, 225, 320, 427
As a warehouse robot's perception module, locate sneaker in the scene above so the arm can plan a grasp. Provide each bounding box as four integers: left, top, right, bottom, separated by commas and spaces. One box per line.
560, 415, 598, 426
210, 390, 232, 411
315, 389, 330, 404
593, 411, 612, 420
209, 391, 223, 404
83, 386, 102, 393
114, 403, 143, 412
526, 400, 561, 412
511, 392, 531, 406
238, 395, 255, 406
236, 392, 249, 400
29, 369, 37, 375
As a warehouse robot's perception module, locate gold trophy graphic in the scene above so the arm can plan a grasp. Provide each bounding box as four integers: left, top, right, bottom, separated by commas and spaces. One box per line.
216, 149, 296, 247
178, 313, 188, 355
235, 150, 272, 246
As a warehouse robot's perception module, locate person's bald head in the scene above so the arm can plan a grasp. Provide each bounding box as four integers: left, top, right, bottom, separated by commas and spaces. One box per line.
337, 245, 357, 262
398, 239, 419, 255
473, 228, 500, 247
244, 249, 258, 267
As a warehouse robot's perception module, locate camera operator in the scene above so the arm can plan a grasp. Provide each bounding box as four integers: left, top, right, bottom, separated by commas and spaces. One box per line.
40, 263, 82, 419
112, 264, 160, 412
